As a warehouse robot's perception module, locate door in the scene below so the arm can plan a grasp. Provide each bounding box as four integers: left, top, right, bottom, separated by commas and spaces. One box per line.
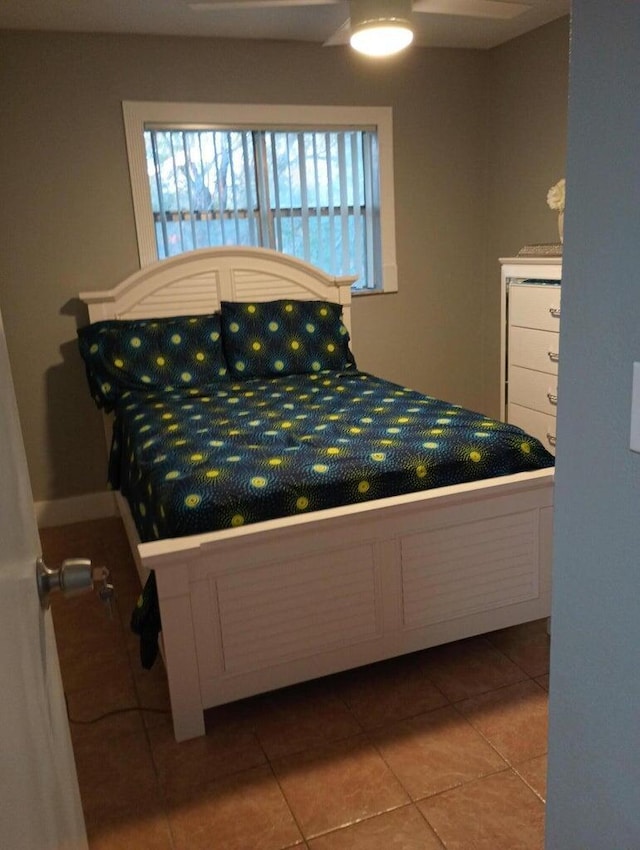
0, 307, 88, 849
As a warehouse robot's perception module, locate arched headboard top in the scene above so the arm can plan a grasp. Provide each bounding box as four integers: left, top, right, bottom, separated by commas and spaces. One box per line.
79, 247, 358, 336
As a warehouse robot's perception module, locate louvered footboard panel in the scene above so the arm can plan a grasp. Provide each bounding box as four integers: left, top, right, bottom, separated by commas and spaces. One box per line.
216, 543, 381, 673
401, 510, 540, 628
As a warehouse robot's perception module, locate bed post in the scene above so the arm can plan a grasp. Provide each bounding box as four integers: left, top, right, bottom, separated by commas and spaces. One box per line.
153, 562, 205, 741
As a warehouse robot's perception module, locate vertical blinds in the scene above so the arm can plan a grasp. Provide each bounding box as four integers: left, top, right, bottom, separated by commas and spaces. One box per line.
143, 127, 381, 289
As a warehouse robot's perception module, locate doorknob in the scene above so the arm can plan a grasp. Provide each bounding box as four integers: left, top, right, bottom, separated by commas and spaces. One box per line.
36, 557, 114, 614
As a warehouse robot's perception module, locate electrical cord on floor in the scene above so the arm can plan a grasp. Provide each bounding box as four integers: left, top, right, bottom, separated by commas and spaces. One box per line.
55, 577, 172, 725
64, 691, 170, 725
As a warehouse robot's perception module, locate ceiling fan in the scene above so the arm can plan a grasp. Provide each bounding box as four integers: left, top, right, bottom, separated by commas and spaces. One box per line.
187, 0, 532, 55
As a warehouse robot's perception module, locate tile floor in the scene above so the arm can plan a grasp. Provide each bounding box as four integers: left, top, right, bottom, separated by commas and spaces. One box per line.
42, 516, 550, 850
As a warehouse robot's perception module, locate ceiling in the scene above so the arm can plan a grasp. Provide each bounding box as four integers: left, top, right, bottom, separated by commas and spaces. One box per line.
0, 0, 569, 51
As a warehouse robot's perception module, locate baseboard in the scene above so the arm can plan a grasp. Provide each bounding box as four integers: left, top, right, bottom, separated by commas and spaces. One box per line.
35, 491, 118, 528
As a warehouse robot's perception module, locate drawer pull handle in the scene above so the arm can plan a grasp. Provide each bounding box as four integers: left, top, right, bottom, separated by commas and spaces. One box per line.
549, 306, 561, 318
546, 432, 557, 447
548, 351, 560, 363
547, 392, 558, 406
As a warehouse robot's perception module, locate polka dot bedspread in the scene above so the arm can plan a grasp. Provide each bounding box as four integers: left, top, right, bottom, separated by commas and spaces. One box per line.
107, 370, 555, 543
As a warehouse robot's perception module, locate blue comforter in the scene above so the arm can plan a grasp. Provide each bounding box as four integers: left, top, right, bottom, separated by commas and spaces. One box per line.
108, 370, 554, 542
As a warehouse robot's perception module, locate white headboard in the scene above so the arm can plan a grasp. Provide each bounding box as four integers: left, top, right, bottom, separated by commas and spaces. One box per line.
79, 247, 357, 336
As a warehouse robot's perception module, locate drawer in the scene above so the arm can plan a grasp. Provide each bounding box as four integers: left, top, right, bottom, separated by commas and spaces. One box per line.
509, 326, 560, 374
508, 365, 558, 416
509, 284, 561, 332
508, 403, 557, 456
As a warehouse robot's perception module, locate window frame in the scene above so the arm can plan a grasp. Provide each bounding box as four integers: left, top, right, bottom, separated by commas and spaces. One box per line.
122, 101, 398, 293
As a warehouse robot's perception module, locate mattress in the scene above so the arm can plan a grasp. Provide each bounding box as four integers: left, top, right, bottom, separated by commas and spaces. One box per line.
108, 369, 555, 543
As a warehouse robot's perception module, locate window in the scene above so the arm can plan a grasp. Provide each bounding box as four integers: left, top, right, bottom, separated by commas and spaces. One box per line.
145, 128, 379, 290
123, 102, 398, 293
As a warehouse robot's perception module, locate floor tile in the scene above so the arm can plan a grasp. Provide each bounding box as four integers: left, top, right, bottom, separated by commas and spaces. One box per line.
40, 520, 97, 564
272, 735, 409, 839
334, 652, 448, 730
418, 769, 545, 850
57, 633, 132, 694
51, 591, 120, 640
132, 662, 174, 731
148, 709, 267, 794
47, 518, 552, 850
53, 586, 133, 694
372, 705, 506, 800
165, 765, 303, 850
41, 517, 133, 583
308, 805, 444, 849
420, 637, 527, 702
486, 619, 550, 678
113, 575, 145, 622
43, 517, 141, 626
248, 680, 363, 760
66, 670, 144, 745
456, 679, 548, 764
86, 804, 174, 850
514, 754, 548, 802
72, 728, 163, 827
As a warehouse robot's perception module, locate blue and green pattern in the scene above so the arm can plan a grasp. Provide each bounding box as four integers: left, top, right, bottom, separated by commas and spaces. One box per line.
105, 370, 554, 543
78, 313, 228, 411
220, 299, 355, 378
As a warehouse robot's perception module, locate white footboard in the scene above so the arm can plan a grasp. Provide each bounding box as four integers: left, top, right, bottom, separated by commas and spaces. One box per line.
136, 468, 553, 741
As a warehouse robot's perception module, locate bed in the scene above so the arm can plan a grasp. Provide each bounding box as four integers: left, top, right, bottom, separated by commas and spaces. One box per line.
79, 246, 554, 742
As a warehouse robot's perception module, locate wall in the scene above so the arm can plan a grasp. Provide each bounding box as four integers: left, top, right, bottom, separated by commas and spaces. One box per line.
484, 16, 570, 415
0, 31, 489, 504
0, 22, 569, 510
546, 1, 640, 844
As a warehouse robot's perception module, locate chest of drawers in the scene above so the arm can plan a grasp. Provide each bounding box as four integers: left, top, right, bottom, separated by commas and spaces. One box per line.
500, 257, 562, 456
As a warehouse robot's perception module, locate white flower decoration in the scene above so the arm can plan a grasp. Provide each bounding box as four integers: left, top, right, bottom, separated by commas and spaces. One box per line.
547, 178, 566, 213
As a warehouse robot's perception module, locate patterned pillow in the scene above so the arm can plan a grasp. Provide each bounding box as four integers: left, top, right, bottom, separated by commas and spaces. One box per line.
220, 299, 355, 378
78, 313, 228, 411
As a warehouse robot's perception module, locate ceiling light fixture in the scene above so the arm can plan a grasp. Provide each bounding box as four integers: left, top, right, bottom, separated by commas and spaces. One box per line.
349, 0, 414, 58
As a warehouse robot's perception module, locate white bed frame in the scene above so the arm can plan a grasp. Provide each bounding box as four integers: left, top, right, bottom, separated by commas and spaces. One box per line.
80, 247, 554, 742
